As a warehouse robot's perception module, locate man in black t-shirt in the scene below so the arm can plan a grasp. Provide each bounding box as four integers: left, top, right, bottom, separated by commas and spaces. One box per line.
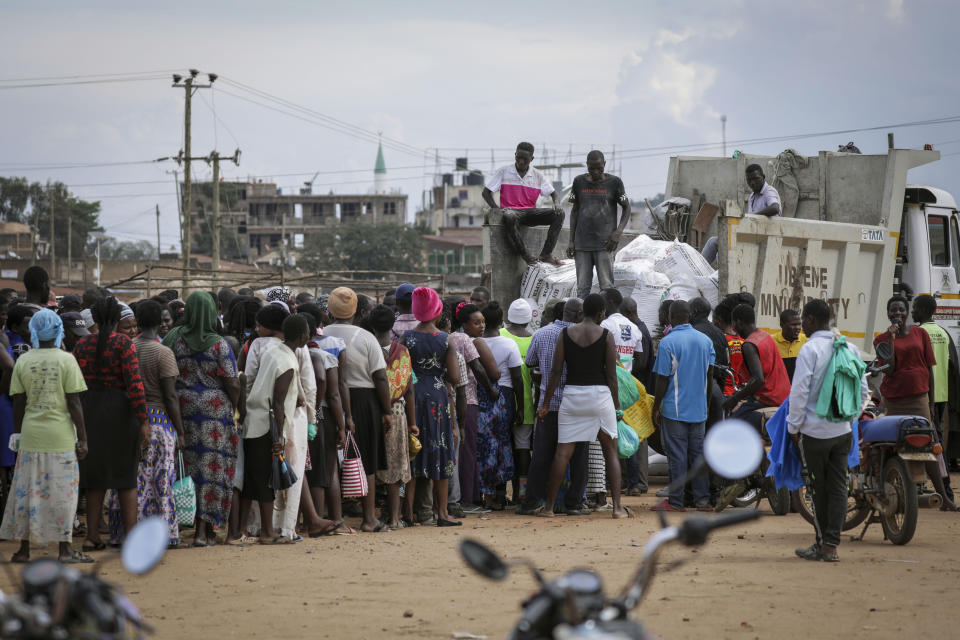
567, 150, 631, 298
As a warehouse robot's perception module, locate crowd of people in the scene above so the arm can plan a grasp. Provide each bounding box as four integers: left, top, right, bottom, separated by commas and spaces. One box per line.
0, 263, 957, 564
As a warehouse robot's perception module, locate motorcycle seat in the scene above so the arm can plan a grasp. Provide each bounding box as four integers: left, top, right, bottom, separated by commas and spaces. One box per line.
860, 415, 929, 443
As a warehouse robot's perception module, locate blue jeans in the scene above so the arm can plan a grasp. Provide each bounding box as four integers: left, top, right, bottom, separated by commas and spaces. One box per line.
574, 250, 614, 298
661, 417, 709, 509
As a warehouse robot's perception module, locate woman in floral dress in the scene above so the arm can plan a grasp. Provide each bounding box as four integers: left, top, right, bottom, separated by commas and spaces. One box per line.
163, 292, 241, 546
402, 288, 461, 527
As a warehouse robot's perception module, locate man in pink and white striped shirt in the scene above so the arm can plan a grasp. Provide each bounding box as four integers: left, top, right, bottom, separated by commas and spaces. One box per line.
482, 142, 565, 266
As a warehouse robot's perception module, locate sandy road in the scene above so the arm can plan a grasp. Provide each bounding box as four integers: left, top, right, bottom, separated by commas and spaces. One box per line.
2, 480, 959, 640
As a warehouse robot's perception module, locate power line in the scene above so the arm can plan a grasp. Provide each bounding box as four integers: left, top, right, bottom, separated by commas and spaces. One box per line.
0, 69, 180, 83
0, 74, 173, 90
0, 159, 162, 171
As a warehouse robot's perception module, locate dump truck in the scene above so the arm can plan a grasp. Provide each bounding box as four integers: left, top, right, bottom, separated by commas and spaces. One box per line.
664, 146, 958, 358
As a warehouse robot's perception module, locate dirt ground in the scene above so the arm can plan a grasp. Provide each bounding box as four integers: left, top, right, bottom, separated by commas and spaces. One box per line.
2, 478, 959, 640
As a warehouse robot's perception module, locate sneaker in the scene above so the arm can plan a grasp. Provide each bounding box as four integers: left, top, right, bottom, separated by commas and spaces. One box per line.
563, 507, 592, 516
594, 502, 614, 512
448, 503, 466, 519
795, 544, 821, 561
655, 487, 669, 498
714, 482, 746, 512
651, 499, 685, 512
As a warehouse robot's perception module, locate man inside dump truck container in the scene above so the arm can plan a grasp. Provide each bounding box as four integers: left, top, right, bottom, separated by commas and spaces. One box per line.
483, 142, 565, 266
567, 150, 631, 298
701, 164, 782, 265
746, 163, 781, 217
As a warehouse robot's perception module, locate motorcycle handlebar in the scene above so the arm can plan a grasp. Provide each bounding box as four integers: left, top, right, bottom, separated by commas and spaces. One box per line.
677, 510, 761, 546
515, 593, 553, 637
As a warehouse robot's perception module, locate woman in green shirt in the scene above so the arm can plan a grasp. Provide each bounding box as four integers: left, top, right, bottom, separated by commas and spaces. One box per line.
0, 309, 92, 563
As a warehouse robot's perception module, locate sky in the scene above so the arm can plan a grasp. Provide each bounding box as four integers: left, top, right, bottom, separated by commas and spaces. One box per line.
3, 0, 959, 251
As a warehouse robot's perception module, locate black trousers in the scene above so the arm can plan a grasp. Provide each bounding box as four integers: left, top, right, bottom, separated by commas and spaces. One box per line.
502, 208, 564, 260
521, 411, 588, 511
798, 432, 852, 548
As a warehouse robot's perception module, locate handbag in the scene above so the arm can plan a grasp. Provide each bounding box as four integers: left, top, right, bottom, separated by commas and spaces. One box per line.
408, 434, 422, 459
172, 451, 197, 526
340, 431, 368, 497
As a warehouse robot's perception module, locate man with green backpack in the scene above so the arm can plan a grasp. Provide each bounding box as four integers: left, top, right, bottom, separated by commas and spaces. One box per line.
787, 299, 869, 563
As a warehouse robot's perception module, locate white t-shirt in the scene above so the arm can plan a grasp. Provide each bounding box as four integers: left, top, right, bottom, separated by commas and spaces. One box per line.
601, 313, 644, 366
484, 335, 523, 388
322, 324, 387, 389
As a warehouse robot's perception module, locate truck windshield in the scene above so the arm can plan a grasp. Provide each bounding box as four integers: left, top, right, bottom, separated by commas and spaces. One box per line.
929, 214, 949, 266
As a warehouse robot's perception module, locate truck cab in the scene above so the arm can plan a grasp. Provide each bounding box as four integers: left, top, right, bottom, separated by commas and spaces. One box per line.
900, 186, 960, 345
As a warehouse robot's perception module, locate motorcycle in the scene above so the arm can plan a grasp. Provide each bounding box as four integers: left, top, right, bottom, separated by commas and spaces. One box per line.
460, 420, 764, 640
0, 516, 169, 638
712, 365, 791, 515
791, 341, 942, 545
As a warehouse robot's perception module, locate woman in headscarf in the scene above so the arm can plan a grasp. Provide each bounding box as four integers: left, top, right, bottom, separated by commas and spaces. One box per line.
402, 288, 461, 526
164, 291, 242, 546
118, 305, 137, 339
107, 300, 185, 547
73, 297, 148, 551
365, 305, 418, 529
0, 310, 92, 563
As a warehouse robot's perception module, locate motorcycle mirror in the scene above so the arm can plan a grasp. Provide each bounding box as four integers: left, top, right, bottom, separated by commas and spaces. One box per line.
459, 539, 508, 581
703, 419, 763, 479
874, 341, 891, 361
122, 517, 169, 575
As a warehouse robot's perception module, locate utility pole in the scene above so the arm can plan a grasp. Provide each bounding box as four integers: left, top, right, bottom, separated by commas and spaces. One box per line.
155, 204, 161, 261
721, 114, 727, 157
66, 205, 72, 286
171, 69, 216, 293
48, 196, 55, 282
206, 149, 241, 291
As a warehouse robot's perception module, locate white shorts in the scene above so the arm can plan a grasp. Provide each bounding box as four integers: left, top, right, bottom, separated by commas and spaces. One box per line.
513, 422, 533, 449
558, 385, 618, 444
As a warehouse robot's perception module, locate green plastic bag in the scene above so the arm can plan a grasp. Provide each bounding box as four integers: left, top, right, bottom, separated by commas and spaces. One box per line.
617, 420, 640, 458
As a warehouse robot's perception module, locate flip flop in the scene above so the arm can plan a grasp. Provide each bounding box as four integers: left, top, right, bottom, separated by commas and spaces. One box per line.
307, 520, 341, 538
536, 510, 557, 518
259, 535, 294, 545
361, 522, 391, 533
330, 522, 358, 536
82, 540, 106, 552
60, 550, 94, 564
436, 518, 462, 527
612, 506, 634, 519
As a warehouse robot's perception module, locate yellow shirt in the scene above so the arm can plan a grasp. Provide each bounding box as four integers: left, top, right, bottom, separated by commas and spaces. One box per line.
772, 330, 808, 359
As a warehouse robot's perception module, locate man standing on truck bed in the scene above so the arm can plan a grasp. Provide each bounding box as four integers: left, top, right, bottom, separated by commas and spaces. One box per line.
746, 163, 782, 217
483, 142, 565, 266
567, 150, 631, 298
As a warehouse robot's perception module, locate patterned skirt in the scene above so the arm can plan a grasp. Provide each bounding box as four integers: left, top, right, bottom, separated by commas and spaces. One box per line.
586, 440, 607, 494
377, 399, 412, 485
0, 450, 79, 544
476, 383, 514, 496
108, 407, 179, 545
182, 396, 239, 528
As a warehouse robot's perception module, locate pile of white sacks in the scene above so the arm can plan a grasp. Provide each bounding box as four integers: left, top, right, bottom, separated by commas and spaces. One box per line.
517, 235, 718, 331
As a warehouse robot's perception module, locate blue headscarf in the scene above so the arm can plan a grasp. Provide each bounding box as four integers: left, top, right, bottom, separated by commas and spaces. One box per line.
29, 308, 64, 349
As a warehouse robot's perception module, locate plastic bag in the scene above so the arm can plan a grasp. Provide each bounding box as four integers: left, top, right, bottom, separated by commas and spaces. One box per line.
617, 420, 640, 458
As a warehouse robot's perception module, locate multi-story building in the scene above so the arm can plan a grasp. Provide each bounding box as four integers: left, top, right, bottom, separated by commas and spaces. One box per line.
187, 145, 408, 264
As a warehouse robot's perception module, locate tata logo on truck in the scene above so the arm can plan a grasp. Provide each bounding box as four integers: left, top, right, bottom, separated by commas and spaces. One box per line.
861, 228, 885, 242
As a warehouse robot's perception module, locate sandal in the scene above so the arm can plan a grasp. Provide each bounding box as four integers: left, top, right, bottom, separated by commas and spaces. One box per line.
60, 549, 95, 564
361, 522, 391, 533
82, 539, 106, 552
258, 535, 294, 545
307, 520, 341, 538
436, 518, 462, 527
612, 506, 634, 519
330, 522, 358, 536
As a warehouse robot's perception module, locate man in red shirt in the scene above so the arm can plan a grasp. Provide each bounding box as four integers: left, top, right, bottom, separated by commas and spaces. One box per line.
723, 304, 791, 431
483, 142, 565, 265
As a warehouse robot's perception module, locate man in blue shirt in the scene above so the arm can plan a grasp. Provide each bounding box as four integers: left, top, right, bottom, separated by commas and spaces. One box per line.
651, 300, 715, 511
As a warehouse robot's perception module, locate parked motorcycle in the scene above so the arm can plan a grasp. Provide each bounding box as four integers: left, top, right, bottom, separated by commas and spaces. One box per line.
461, 420, 764, 640
791, 342, 942, 545
0, 516, 169, 638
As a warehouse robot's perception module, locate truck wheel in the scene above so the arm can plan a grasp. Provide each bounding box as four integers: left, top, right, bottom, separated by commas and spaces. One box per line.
879, 456, 918, 545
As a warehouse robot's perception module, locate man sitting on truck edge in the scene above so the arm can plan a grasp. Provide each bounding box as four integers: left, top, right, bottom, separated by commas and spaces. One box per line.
772, 309, 808, 382
723, 303, 791, 430
746, 163, 782, 217
483, 142, 565, 266
567, 150, 631, 298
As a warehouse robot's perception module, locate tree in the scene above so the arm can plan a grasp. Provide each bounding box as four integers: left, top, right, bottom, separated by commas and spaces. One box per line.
299, 223, 425, 276
87, 237, 156, 261
195, 223, 243, 261
0, 177, 102, 258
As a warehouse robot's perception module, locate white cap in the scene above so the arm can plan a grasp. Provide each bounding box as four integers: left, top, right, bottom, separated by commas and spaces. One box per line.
507, 298, 533, 324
